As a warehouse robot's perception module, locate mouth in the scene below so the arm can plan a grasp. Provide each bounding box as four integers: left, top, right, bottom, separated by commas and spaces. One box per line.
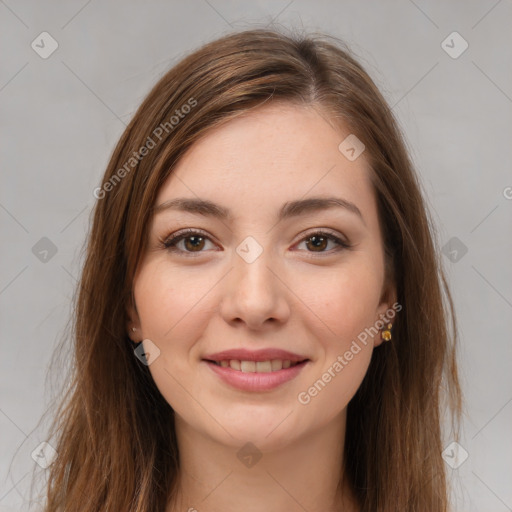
202, 356, 310, 392
204, 358, 309, 372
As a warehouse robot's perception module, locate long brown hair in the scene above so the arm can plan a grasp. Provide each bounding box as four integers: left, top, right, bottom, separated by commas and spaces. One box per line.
36, 27, 463, 511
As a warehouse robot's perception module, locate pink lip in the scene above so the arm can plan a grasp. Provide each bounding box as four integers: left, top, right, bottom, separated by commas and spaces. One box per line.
203, 348, 308, 363
204, 360, 309, 392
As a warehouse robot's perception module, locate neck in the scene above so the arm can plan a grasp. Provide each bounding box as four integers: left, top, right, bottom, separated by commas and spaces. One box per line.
167, 409, 359, 512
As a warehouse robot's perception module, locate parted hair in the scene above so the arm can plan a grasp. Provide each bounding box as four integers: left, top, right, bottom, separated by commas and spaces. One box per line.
37, 27, 462, 511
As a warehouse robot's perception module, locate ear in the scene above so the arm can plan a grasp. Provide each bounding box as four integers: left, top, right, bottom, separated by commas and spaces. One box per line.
373, 278, 398, 348
126, 292, 142, 342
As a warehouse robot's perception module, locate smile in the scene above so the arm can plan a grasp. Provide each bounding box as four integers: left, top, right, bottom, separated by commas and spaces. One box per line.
208, 359, 304, 372
203, 359, 309, 392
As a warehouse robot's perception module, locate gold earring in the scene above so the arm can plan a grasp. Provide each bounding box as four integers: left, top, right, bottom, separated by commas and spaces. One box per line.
381, 323, 393, 342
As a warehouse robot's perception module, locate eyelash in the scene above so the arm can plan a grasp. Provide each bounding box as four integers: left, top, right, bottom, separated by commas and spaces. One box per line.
160, 228, 351, 258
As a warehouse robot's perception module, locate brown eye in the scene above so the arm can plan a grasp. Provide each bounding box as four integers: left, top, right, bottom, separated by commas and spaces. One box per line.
163, 229, 216, 256
162, 229, 349, 258
183, 236, 206, 252
305, 235, 329, 252
296, 231, 350, 254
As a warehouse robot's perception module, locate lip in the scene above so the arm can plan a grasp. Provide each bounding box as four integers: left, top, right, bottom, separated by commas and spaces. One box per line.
202, 348, 310, 392
204, 359, 309, 392
203, 348, 308, 363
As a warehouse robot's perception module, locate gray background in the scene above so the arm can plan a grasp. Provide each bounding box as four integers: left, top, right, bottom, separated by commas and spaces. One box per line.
1, 1, 511, 510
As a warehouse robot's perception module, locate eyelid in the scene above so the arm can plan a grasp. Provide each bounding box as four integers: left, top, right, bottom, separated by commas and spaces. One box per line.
291, 229, 351, 256
160, 227, 351, 256
293, 228, 349, 247
160, 228, 219, 255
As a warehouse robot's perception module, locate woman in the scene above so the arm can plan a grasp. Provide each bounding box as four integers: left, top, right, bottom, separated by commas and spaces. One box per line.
40, 28, 462, 511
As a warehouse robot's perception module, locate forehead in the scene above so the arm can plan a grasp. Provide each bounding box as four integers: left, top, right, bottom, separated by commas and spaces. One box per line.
155, 102, 377, 224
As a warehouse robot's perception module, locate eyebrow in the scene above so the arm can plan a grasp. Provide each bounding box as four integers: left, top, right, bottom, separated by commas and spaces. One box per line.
153, 196, 365, 225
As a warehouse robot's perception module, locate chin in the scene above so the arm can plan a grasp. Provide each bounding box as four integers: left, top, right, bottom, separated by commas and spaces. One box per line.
206, 405, 305, 449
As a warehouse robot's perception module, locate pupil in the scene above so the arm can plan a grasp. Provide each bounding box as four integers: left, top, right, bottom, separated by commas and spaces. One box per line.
185, 236, 204, 251
182, 235, 328, 252
309, 236, 327, 251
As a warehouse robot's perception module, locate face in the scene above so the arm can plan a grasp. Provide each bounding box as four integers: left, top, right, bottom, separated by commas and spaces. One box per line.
127, 102, 395, 450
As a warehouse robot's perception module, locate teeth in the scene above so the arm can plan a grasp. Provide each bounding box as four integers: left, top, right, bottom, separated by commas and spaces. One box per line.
256, 361, 272, 373
271, 359, 282, 371
240, 361, 256, 373
213, 359, 301, 372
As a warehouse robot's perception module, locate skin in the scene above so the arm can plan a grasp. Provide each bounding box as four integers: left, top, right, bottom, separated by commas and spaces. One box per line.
127, 102, 396, 512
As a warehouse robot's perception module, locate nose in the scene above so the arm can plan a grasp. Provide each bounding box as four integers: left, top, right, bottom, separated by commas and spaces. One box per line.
219, 247, 291, 330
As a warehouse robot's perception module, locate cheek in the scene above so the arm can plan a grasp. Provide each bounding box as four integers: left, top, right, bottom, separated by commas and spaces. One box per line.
291, 259, 382, 415
134, 261, 216, 343
293, 257, 384, 345
133, 263, 215, 418
295, 342, 372, 431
